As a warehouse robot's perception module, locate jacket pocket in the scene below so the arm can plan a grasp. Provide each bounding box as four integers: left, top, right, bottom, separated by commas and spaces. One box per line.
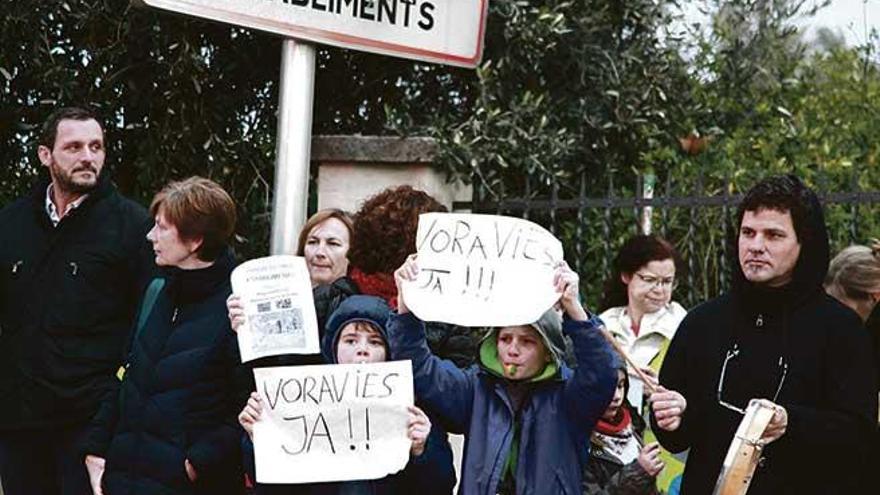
47, 248, 125, 335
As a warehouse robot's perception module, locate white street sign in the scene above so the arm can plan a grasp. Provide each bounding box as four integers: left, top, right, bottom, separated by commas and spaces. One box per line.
137, 0, 487, 68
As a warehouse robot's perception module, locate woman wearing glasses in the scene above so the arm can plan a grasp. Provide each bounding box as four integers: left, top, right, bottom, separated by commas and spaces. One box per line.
599, 235, 686, 410
598, 235, 687, 494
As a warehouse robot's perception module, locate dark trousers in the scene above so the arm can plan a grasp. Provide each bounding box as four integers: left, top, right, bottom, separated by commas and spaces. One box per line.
0, 425, 91, 495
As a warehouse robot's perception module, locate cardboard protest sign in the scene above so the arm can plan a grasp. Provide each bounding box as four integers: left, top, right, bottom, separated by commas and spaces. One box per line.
402, 213, 564, 327
231, 256, 320, 362
253, 361, 414, 484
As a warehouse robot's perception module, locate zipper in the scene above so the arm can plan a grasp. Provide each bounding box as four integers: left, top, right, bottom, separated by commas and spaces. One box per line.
755, 313, 763, 328
172, 307, 179, 324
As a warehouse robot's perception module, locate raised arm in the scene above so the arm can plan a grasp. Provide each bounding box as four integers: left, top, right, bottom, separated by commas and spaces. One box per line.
389, 255, 475, 433
556, 263, 618, 430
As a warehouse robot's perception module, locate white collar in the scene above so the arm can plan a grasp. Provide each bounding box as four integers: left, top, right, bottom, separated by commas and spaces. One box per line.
606, 302, 685, 341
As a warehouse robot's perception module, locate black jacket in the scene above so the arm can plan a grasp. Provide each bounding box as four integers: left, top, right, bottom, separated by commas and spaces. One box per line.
583, 447, 658, 495
653, 193, 877, 494
0, 174, 151, 430
84, 252, 245, 495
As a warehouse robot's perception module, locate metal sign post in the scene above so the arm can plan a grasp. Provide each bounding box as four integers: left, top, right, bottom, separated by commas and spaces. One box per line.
270, 39, 316, 255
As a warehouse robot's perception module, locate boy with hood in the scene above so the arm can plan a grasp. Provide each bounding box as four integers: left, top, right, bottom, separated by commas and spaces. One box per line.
390, 257, 617, 495
238, 295, 456, 495
583, 361, 662, 495
650, 175, 877, 494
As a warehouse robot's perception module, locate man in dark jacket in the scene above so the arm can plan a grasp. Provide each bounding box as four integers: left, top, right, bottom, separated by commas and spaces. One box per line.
650, 175, 877, 494
0, 107, 152, 495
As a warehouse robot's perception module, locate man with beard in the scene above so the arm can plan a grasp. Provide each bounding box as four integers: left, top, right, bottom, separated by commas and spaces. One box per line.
0, 107, 152, 495
648, 174, 877, 494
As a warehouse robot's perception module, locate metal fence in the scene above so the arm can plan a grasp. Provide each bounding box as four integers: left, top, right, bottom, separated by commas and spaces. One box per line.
453, 168, 880, 310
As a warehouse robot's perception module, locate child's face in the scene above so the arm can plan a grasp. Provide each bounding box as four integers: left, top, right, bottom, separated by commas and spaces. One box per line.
496, 325, 550, 380
602, 370, 627, 421
336, 322, 387, 365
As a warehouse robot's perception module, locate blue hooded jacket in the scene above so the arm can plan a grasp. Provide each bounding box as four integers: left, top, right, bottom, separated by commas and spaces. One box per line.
387, 309, 617, 495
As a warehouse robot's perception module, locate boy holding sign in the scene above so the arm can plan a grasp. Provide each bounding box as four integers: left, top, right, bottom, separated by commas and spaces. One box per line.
238, 295, 456, 494
391, 256, 617, 495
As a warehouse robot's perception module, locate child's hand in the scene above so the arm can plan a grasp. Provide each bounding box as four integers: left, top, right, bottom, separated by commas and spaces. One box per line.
393, 254, 420, 314
238, 391, 263, 440
553, 262, 588, 321
227, 294, 245, 333
406, 405, 432, 457
637, 442, 665, 476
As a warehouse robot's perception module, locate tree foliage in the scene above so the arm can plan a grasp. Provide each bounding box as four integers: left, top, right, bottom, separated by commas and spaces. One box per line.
0, 0, 476, 257
426, 0, 880, 305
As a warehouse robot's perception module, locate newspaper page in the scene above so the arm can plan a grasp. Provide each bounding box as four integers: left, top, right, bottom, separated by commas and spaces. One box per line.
231, 256, 320, 362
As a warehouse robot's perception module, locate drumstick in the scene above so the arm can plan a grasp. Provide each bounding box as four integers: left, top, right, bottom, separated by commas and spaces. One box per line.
597, 327, 659, 395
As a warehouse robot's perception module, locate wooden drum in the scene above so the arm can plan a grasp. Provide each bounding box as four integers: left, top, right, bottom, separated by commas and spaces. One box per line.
712, 400, 777, 495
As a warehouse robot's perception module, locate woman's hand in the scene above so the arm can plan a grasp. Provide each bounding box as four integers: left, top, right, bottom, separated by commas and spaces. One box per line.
393, 254, 420, 315
84, 454, 105, 495
227, 294, 245, 333
184, 459, 198, 482
637, 442, 665, 477
554, 262, 588, 321
406, 405, 432, 457
238, 391, 263, 440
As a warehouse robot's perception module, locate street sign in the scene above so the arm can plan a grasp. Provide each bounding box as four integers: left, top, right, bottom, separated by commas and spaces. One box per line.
137, 0, 487, 68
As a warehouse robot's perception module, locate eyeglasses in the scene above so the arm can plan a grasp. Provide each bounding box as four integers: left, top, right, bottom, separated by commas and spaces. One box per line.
716, 344, 788, 415
634, 272, 678, 291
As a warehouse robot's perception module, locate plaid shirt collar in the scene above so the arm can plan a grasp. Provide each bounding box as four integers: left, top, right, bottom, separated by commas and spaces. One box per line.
45, 183, 88, 227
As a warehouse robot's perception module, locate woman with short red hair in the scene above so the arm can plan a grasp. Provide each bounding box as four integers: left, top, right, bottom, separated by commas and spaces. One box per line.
82, 176, 244, 495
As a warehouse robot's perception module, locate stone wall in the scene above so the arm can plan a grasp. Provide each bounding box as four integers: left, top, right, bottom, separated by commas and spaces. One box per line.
313, 135, 470, 213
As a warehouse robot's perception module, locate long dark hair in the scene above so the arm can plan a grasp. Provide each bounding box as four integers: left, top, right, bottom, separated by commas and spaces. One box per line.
600, 235, 683, 311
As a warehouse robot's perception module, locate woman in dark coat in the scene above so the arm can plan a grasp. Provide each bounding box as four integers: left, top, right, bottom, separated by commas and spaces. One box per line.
82, 176, 244, 495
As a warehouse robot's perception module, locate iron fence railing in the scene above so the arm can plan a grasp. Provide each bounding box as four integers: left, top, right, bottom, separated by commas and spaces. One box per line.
453, 169, 880, 309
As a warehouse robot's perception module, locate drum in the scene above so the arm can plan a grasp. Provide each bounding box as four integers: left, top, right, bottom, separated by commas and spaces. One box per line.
712, 400, 777, 495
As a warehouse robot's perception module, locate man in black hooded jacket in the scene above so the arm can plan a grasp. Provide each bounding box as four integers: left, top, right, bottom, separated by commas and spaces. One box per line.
649, 175, 877, 494
0, 107, 152, 495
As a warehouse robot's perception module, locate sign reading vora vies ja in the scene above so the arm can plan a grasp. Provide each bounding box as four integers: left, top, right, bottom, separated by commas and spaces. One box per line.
137, 0, 487, 67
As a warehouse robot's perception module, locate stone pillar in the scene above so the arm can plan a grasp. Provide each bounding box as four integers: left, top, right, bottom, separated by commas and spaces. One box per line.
313, 135, 471, 213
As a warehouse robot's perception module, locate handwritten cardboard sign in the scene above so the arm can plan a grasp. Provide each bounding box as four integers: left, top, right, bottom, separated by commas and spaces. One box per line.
401, 213, 564, 327
231, 256, 320, 362
253, 361, 414, 484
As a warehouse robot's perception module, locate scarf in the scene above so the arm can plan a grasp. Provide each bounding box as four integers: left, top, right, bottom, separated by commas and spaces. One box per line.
592, 407, 639, 465
350, 267, 398, 310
